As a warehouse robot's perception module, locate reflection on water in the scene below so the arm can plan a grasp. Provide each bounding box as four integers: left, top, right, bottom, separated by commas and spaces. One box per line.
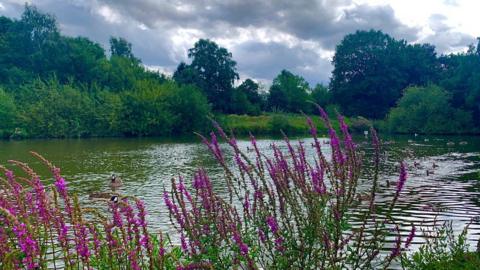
0, 135, 479, 250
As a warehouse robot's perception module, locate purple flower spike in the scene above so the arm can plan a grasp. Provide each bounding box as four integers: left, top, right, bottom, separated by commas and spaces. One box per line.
396, 162, 407, 195
404, 225, 416, 248
266, 216, 278, 234
55, 177, 68, 197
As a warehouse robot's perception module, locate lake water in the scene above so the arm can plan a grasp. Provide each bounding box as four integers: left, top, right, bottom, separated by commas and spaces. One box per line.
1, 134, 479, 251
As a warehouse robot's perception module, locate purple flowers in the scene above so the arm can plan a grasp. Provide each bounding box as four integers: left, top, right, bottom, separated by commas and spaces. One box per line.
396, 161, 407, 195
54, 176, 68, 197
405, 225, 416, 248
266, 216, 278, 234
13, 222, 39, 269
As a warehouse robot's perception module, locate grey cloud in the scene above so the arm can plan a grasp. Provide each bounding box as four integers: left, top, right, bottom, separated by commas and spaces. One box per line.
97, 0, 418, 49
232, 41, 332, 84
422, 13, 474, 53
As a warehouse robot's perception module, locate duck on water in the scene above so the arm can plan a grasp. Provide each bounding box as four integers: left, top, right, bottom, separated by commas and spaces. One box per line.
110, 173, 123, 188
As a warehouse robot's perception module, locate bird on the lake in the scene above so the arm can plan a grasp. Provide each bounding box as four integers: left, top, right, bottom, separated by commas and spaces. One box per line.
432, 162, 439, 169
446, 141, 455, 146
426, 169, 434, 176
110, 174, 123, 188
110, 195, 119, 203
89, 192, 117, 200
459, 141, 468, 145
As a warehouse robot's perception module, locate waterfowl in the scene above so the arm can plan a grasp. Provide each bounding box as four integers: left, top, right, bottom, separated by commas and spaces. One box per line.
110, 174, 123, 188
89, 192, 116, 199
432, 162, 439, 169
446, 141, 455, 146
424, 138, 429, 142
426, 169, 434, 176
459, 141, 468, 145
413, 161, 420, 168
110, 195, 119, 203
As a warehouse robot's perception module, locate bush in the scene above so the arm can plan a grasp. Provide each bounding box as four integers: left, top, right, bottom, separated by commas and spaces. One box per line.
0, 88, 17, 137
349, 116, 372, 133
120, 81, 211, 137
387, 85, 473, 134
269, 114, 291, 134
15, 79, 96, 138
401, 221, 479, 270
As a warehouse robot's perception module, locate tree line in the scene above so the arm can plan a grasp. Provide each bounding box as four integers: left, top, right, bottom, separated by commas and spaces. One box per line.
0, 5, 479, 138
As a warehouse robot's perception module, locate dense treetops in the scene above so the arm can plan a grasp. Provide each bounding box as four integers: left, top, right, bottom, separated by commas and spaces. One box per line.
0, 5, 479, 138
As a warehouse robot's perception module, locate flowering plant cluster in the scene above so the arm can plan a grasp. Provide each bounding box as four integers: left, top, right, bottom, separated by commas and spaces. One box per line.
0, 110, 416, 269
0, 153, 182, 269
164, 107, 414, 269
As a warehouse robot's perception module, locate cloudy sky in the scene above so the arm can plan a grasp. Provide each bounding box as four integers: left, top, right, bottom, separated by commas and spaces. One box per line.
1, 0, 479, 85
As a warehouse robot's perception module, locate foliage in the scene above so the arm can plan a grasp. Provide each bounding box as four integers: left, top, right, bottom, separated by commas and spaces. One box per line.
438, 39, 480, 128
120, 81, 210, 136
0, 152, 187, 269
349, 116, 373, 133
0, 88, 17, 137
165, 110, 414, 269
230, 79, 262, 115
1, 5, 480, 138
386, 85, 473, 134
174, 39, 239, 112
330, 30, 438, 119
268, 70, 311, 113
401, 221, 479, 270
217, 113, 344, 136
310, 84, 331, 108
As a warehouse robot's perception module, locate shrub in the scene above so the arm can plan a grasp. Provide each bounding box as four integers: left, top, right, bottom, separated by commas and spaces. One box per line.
0, 88, 17, 137
387, 85, 473, 134
269, 114, 291, 134
401, 221, 479, 270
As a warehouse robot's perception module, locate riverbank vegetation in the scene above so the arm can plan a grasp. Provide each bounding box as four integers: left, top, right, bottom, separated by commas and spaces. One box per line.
0, 5, 479, 139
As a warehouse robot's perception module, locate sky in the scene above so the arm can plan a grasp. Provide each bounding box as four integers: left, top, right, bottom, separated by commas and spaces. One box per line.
0, 0, 479, 86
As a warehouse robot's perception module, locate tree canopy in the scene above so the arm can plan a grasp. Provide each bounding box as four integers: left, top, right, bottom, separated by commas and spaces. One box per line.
0, 5, 479, 137
330, 30, 438, 119
174, 39, 239, 112
386, 85, 473, 134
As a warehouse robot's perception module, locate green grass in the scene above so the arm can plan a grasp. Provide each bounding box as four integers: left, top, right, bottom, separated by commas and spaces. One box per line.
216, 113, 347, 136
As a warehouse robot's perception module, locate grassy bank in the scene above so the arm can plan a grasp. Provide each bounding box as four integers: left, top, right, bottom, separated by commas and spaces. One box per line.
217, 113, 363, 136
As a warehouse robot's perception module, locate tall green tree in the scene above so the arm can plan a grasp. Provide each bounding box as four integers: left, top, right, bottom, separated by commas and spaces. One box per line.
310, 84, 331, 108
110, 37, 139, 62
174, 39, 239, 112
268, 70, 310, 113
330, 30, 437, 119
438, 39, 480, 127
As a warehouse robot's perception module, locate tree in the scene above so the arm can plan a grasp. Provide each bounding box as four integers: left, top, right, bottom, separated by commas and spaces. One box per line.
310, 84, 331, 108
438, 39, 480, 127
387, 85, 473, 133
237, 79, 262, 105
267, 70, 310, 112
175, 39, 239, 112
110, 37, 138, 62
330, 30, 437, 119
0, 88, 16, 135
173, 62, 198, 86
